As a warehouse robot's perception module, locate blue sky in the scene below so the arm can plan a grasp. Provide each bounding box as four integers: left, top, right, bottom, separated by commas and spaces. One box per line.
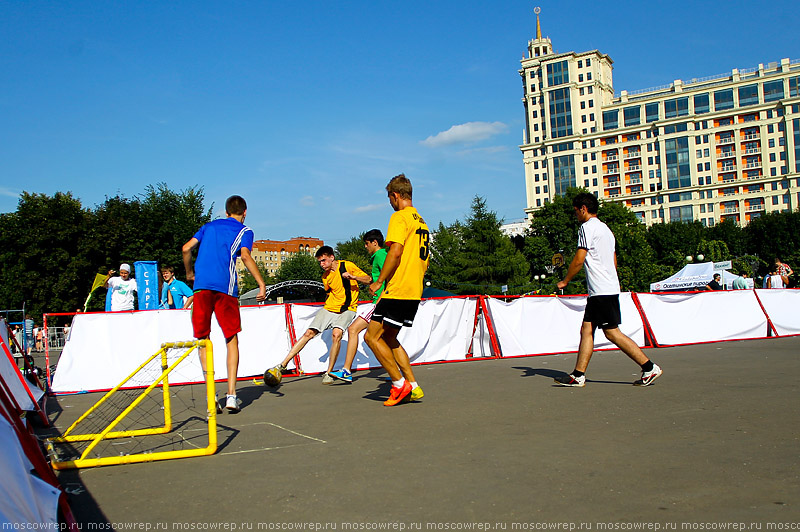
2, 1, 798, 246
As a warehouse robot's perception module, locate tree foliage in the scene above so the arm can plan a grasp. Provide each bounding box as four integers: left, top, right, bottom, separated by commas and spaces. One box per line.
0, 184, 212, 319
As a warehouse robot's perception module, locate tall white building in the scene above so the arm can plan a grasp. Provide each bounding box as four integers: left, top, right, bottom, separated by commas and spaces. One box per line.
520, 11, 800, 226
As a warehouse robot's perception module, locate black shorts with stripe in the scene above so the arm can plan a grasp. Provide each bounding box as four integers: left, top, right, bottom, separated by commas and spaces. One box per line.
372, 298, 420, 329
583, 294, 621, 330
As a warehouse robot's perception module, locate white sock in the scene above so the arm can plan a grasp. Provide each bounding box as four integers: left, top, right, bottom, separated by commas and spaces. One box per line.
392, 377, 406, 388
410, 381, 418, 389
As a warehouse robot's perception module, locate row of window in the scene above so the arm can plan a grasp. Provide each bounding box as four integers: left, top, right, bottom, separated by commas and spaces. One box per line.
603, 77, 799, 131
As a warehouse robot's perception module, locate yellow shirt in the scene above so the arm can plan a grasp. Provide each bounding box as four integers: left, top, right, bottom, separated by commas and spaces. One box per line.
323, 260, 367, 313
382, 207, 430, 300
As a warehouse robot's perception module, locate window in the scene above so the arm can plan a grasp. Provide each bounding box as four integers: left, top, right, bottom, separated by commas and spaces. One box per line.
552, 155, 575, 196
587, 72, 592, 81
579, 74, 584, 82
738, 84, 759, 107
665, 137, 691, 189
665, 98, 689, 118
603, 110, 619, 131
669, 206, 694, 222
664, 123, 688, 134
624, 106, 641, 127
763, 80, 784, 102
714, 89, 734, 111
694, 93, 710, 114
646, 103, 659, 123
548, 88, 573, 138
586, 58, 591, 66
546, 60, 569, 86
578, 60, 583, 68
790, 76, 800, 97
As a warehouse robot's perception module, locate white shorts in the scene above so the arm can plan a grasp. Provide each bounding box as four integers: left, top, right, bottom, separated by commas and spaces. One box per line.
356, 303, 376, 322
309, 308, 356, 332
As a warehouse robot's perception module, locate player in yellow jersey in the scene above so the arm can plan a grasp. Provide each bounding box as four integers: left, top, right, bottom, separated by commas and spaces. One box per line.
365, 174, 430, 406
264, 246, 371, 386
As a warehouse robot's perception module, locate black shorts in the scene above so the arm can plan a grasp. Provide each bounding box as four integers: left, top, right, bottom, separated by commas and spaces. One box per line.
583, 295, 621, 330
372, 298, 420, 329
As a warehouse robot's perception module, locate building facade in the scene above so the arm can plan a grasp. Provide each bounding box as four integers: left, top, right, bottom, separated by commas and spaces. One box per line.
520, 13, 800, 226
235, 236, 324, 277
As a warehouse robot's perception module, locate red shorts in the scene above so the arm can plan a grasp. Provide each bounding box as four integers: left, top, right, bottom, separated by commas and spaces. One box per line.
191, 290, 241, 340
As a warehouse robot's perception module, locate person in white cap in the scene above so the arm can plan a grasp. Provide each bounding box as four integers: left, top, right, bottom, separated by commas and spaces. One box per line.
104, 263, 138, 312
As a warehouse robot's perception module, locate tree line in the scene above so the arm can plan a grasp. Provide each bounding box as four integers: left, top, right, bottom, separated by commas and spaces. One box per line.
2, 184, 798, 322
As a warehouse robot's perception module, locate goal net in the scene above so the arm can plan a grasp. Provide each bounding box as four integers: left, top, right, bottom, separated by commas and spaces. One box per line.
46, 340, 218, 469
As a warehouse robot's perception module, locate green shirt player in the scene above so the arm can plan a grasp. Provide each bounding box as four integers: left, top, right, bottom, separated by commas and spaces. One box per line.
329, 229, 387, 383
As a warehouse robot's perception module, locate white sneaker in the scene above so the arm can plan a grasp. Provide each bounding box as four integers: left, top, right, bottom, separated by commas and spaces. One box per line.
225, 395, 242, 412
321, 372, 334, 385
554, 373, 586, 387
634, 363, 662, 386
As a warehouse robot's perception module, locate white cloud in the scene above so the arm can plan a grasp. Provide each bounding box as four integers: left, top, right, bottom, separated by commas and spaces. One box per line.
0, 187, 20, 198
421, 121, 508, 148
299, 195, 315, 207
354, 203, 385, 213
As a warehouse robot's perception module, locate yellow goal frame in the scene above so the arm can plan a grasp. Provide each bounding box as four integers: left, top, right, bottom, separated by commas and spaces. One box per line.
46, 340, 218, 469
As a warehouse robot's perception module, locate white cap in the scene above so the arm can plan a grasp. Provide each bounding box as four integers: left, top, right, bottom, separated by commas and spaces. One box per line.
119, 263, 131, 272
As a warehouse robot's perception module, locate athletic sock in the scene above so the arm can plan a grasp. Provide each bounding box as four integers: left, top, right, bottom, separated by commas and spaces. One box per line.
392, 377, 406, 389
641, 361, 654, 372
409, 381, 418, 389
572, 370, 585, 378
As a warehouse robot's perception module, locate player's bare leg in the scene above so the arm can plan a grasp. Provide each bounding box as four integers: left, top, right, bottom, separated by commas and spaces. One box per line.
602, 327, 649, 366
574, 321, 596, 373
365, 320, 401, 381
325, 327, 344, 373
225, 334, 239, 397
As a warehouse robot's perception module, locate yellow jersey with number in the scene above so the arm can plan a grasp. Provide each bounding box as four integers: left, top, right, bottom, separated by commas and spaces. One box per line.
382, 207, 429, 300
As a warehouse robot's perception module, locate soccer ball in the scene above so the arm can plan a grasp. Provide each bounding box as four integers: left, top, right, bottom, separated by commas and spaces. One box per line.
263, 366, 283, 387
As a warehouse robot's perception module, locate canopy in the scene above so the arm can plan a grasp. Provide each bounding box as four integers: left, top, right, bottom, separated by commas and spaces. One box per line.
650, 262, 715, 292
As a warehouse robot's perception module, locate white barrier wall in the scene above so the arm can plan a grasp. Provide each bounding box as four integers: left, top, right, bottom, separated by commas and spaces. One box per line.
636, 290, 769, 346
486, 293, 646, 357
0, 413, 60, 526
52, 298, 480, 393
52, 306, 290, 393
283, 298, 481, 375
754, 289, 800, 336
0, 319, 43, 412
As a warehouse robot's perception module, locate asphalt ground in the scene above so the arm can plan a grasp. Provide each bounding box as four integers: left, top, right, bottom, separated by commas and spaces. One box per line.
39, 336, 800, 527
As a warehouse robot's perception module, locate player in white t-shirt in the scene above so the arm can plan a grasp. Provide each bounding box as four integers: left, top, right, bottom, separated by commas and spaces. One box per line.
555, 192, 662, 387
104, 263, 138, 311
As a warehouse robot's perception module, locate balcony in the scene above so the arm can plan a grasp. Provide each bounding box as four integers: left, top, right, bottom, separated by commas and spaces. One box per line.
624, 151, 641, 159
722, 175, 738, 183
744, 148, 760, 155
625, 165, 642, 172
607, 181, 620, 187
718, 151, 736, 159
743, 133, 760, 140
745, 161, 762, 169
604, 154, 619, 162
718, 137, 735, 145
603, 168, 620, 177
720, 165, 737, 172
722, 206, 739, 213
746, 203, 765, 212
746, 188, 763, 194
746, 173, 763, 180
628, 177, 643, 184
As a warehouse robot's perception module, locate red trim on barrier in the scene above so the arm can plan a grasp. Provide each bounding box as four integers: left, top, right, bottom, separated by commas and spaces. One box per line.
466, 297, 481, 358
479, 296, 503, 358
0, 332, 49, 425
284, 303, 302, 376
630, 292, 658, 348
752, 290, 780, 337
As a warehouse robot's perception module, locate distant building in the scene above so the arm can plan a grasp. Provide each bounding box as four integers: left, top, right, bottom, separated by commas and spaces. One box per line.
520, 10, 800, 226
500, 219, 529, 238
235, 237, 324, 277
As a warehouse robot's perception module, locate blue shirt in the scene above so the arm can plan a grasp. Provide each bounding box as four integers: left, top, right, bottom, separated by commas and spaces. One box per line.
160, 279, 194, 309
192, 217, 254, 297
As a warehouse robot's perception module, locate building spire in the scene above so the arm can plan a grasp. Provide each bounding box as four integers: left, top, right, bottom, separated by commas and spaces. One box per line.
535, 7, 542, 40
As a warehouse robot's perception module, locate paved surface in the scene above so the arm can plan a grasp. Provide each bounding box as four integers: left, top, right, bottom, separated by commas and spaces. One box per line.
42, 337, 800, 526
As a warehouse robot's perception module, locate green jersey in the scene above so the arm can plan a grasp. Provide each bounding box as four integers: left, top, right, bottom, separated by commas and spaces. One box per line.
371, 247, 388, 302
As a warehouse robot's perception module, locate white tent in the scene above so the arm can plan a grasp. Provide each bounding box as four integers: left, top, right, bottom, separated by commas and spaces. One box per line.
650, 262, 715, 292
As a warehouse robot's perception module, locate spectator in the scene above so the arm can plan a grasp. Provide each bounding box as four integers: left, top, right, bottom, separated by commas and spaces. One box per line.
732, 273, 749, 290
705, 273, 723, 291
104, 264, 138, 311
767, 266, 788, 289
24, 315, 33, 355
160, 266, 194, 309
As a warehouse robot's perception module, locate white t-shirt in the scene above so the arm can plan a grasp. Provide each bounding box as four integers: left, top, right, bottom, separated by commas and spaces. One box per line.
769, 274, 785, 289
577, 216, 620, 297
108, 277, 138, 311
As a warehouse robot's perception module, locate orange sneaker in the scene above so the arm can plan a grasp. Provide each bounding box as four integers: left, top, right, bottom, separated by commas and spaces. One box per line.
383, 380, 412, 406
